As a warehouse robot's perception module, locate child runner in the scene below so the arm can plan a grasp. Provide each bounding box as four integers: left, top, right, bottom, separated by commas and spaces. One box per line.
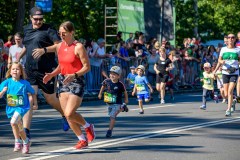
98, 66, 129, 138
166, 72, 174, 101
215, 64, 226, 103
132, 65, 154, 114
126, 66, 137, 91
200, 62, 217, 110
0, 62, 35, 154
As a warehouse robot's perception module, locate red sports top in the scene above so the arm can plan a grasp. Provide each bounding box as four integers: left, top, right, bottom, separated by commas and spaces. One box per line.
58, 40, 83, 75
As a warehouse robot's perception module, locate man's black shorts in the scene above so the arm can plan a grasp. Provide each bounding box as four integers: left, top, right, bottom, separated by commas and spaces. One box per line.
26, 70, 55, 94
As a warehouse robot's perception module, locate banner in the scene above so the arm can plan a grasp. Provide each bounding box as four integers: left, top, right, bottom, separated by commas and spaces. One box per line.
36, 0, 52, 12
118, 0, 145, 40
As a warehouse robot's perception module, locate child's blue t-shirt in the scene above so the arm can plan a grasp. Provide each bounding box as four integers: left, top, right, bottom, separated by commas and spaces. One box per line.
127, 73, 137, 88
0, 78, 35, 118
134, 75, 149, 94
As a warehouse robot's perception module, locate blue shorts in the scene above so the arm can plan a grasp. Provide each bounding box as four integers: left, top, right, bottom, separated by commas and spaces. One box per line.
137, 93, 150, 101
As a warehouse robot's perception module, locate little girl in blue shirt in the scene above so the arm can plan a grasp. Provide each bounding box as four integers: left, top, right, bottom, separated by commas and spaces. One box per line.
0, 62, 35, 154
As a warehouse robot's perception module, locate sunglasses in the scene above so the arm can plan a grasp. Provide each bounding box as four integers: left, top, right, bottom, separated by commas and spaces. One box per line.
227, 36, 235, 39
32, 18, 43, 21
58, 32, 67, 36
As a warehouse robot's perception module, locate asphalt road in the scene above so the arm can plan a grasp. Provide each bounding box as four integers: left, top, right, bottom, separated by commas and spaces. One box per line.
0, 92, 240, 160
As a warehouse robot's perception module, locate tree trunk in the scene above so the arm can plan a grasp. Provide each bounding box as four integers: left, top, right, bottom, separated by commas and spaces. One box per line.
15, 0, 25, 32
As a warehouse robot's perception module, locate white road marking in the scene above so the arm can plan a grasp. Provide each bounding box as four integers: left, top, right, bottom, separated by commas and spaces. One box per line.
9, 117, 240, 160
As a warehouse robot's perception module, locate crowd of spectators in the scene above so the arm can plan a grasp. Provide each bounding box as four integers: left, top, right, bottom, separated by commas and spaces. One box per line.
0, 31, 225, 95
82, 31, 225, 95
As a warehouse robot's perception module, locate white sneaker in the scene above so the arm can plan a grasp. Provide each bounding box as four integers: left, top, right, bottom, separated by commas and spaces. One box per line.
161, 99, 165, 104
222, 99, 226, 103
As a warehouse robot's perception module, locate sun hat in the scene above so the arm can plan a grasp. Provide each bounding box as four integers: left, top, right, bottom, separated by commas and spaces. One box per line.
137, 65, 145, 74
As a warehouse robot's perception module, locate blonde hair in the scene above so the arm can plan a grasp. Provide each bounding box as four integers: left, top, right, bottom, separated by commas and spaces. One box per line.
5, 62, 27, 79
159, 47, 166, 53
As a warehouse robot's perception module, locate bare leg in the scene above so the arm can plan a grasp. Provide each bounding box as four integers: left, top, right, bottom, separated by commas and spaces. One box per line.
59, 93, 85, 136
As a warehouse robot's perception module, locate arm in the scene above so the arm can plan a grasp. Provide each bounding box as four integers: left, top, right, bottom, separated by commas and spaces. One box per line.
32, 43, 58, 59
98, 85, 105, 99
154, 64, 160, 74
132, 84, 137, 96
147, 83, 154, 93
0, 87, 7, 98
123, 90, 129, 104
43, 65, 61, 84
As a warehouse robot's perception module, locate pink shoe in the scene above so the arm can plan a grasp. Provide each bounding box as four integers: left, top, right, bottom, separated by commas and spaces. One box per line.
85, 124, 96, 143
22, 141, 30, 154
13, 142, 22, 152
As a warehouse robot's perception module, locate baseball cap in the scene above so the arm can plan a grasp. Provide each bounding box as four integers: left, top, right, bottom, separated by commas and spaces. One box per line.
110, 66, 121, 75
203, 62, 211, 68
130, 66, 136, 69
30, 7, 43, 16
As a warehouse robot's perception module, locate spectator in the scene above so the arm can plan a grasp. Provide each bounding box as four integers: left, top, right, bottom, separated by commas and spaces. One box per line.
8, 32, 26, 68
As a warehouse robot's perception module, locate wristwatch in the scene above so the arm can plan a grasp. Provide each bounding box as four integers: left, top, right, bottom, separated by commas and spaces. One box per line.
74, 73, 78, 79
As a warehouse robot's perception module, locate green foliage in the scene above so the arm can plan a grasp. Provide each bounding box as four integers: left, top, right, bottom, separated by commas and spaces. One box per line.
1, 0, 240, 46
175, 0, 240, 45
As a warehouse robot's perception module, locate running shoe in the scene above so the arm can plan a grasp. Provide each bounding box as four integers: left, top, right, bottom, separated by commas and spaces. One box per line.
161, 99, 165, 104
22, 141, 30, 154
225, 110, 231, 117
121, 103, 129, 112
74, 140, 88, 149
231, 100, 236, 112
106, 130, 112, 138
13, 142, 22, 152
85, 124, 96, 143
214, 95, 219, 103
62, 117, 70, 132
200, 105, 206, 110
222, 99, 226, 103
139, 110, 144, 114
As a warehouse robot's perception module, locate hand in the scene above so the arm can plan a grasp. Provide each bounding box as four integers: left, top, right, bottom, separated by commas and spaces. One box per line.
98, 94, 102, 99
32, 48, 45, 59
62, 74, 75, 85
156, 70, 160, 74
132, 92, 135, 96
166, 68, 169, 72
43, 73, 53, 84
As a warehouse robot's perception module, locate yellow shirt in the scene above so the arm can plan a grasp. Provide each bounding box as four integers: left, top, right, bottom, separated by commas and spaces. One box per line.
202, 72, 215, 90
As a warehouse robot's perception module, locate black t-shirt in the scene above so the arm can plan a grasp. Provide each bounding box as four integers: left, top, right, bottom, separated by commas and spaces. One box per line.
102, 79, 126, 104
23, 23, 60, 71
155, 58, 172, 75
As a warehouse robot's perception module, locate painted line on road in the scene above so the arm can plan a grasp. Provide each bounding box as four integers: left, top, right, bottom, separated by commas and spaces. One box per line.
10, 117, 240, 160
0, 104, 175, 127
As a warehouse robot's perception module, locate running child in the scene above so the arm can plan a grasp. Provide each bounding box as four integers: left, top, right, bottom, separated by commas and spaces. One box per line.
98, 66, 129, 138
166, 72, 174, 101
0, 62, 35, 154
126, 66, 137, 91
132, 65, 154, 114
215, 64, 226, 103
200, 62, 217, 110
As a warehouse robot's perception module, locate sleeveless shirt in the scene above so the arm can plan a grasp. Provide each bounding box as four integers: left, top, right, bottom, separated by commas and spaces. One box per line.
58, 41, 83, 75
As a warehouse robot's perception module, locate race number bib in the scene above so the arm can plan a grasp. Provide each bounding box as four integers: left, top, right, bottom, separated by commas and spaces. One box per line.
104, 92, 117, 103
204, 78, 211, 85
7, 94, 24, 107
136, 84, 146, 92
